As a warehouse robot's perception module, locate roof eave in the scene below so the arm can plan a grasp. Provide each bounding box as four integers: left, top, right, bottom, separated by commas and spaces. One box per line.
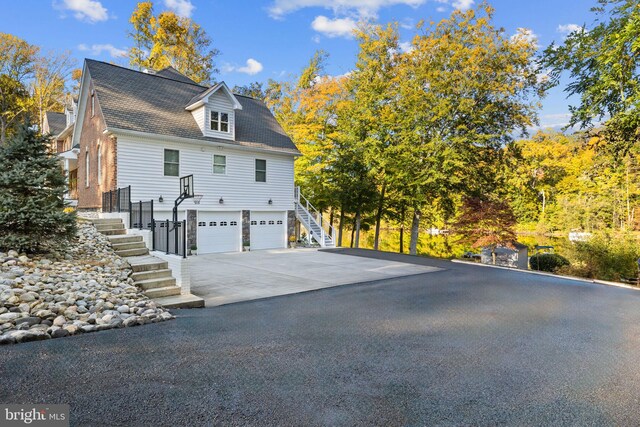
56, 123, 75, 140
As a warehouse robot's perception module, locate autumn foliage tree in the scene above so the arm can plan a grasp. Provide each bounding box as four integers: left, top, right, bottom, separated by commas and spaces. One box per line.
0, 33, 75, 143
127, 1, 219, 84
453, 197, 517, 264
394, 4, 543, 254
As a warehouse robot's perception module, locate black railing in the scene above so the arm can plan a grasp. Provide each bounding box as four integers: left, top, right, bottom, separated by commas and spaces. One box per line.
152, 220, 186, 258
130, 200, 154, 230
102, 186, 131, 213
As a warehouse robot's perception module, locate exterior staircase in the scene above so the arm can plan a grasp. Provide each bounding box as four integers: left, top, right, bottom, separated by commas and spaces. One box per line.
90, 218, 204, 308
294, 187, 336, 248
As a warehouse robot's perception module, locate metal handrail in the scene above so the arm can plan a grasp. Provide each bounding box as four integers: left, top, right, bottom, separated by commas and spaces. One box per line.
294, 187, 336, 245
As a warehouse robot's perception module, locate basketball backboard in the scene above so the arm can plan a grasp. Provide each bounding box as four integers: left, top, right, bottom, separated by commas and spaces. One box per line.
180, 175, 194, 198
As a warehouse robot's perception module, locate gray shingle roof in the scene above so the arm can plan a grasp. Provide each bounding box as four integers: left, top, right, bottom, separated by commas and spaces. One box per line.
155, 66, 199, 85
45, 112, 66, 136
85, 59, 299, 154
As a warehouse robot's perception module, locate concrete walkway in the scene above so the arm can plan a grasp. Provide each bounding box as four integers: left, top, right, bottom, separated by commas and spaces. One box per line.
190, 248, 440, 306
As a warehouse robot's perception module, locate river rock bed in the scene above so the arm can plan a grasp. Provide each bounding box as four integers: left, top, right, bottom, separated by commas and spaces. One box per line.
0, 222, 174, 345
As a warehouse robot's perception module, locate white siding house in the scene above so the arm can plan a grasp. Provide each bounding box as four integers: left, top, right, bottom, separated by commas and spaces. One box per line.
74, 59, 304, 254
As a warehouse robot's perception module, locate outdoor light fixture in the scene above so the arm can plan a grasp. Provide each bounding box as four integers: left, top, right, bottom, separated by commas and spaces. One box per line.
159, 195, 164, 203
268, 199, 273, 205
219, 197, 224, 204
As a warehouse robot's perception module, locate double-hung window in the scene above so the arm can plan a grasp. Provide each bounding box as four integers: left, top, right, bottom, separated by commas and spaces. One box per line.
210, 111, 229, 132
255, 159, 266, 182
164, 149, 179, 177
213, 154, 226, 174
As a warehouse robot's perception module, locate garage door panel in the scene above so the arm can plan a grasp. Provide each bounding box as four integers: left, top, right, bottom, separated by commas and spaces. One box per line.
250, 211, 286, 250
198, 211, 241, 254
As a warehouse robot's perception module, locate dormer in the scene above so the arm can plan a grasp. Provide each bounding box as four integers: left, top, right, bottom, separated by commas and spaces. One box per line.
185, 82, 242, 141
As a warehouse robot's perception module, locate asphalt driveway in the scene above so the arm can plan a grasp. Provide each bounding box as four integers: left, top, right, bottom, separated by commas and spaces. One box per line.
2, 249, 640, 426
189, 248, 440, 306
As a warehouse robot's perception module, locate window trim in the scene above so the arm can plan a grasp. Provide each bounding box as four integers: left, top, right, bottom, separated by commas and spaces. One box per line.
97, 144, 102, 185
255, 158, 267, 183
164, 149, 180, 177
209, 110, 230, 133
90, 90, 95, 117
85, 149, 90, 188
212, 154, 227, 175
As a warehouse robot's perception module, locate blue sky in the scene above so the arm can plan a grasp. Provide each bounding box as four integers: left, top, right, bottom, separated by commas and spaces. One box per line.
2, 0, 597, 129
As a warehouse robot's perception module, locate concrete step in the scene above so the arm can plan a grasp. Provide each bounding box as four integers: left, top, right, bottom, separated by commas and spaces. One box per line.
112, 241, 147, 251
116, 247, 150, 257
91, 218, 123, 225
96, 223, 125, 231
128, 256, 168, 273
145, 286, 181, 298
131, 269, 174, 282
153, 294, 205, 309
136, 276, 177, 290
108, 235, 143, 244
101, 229, 127, 236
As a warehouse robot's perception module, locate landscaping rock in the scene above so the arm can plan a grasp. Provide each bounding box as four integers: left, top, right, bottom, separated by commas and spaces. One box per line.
14, 316, 40, 327
0, 222, 174, 345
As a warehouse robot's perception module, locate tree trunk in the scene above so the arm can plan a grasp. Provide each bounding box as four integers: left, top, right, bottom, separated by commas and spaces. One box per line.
354, 211, 361, 249
541, 189, 546, 214
350, 216, 356, 248
399, 205, 405, 254
373, 182, 386, 251
329, 209, 334, 238
409, 208, 421, 255
0, 118, 6, 145
492, 249, 496, 265
338, 208, 345, 247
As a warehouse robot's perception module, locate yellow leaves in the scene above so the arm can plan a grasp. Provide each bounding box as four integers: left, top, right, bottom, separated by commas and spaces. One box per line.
127, 1, 216, 83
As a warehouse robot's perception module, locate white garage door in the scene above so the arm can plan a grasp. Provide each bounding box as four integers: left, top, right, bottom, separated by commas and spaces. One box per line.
250, 211, 286, 250
197, 211, 241, 254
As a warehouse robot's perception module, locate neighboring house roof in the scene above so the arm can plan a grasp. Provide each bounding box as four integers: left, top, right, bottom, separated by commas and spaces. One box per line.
45, 112, 66, 136
84, 59, 299, 154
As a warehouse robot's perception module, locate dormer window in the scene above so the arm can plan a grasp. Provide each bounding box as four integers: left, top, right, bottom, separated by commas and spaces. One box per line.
210, 111, 229, 133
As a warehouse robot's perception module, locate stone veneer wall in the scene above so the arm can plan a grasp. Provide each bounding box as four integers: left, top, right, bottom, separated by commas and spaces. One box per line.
287, 210, 296, 245
242, 210, 250, 247
187, 210, 197, 253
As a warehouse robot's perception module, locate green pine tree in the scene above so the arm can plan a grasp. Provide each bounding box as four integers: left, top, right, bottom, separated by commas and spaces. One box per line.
0, 122, 76, 253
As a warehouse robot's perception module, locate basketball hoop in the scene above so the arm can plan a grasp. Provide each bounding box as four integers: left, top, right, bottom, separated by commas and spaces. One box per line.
193, 194, 203, 205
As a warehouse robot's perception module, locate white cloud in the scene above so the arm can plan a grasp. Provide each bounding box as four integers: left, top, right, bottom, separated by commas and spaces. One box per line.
399, 41, 413, 52
451, 0, 473, 10
312, 35, 321, 43
57, 0, 109, 22
399, 17, 414, 29
78, 43, 127, 58
164, 0, 195, 18
511, 28, 539, 49
268, 0, 426, 19
557, 23, 582, 34
532, 113, 574, 131
311, 15, 357, 38
436, 6, 447, 12
224, 59, 264, 75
